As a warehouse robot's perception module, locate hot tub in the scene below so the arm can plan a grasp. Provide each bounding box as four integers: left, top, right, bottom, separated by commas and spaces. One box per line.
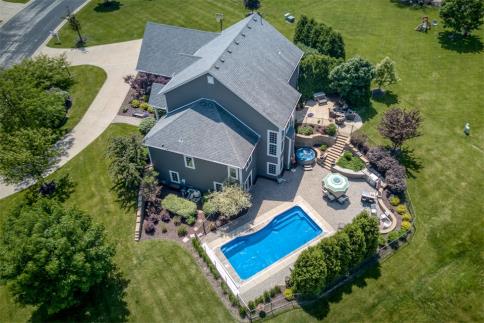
296, 147, 316, 165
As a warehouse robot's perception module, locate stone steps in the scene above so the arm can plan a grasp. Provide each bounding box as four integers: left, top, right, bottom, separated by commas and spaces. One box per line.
321, 134, 349, 170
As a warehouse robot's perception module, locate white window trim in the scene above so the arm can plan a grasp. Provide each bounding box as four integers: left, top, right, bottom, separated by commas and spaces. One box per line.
228, 166, 239, 180
244, 171, 253, 191
213, 181, 224, 191
267, 130, 279, 157
184, 155, 195, 169
245, 155, 252, 170
267, 162, 279, 176
169, 170, 180, 184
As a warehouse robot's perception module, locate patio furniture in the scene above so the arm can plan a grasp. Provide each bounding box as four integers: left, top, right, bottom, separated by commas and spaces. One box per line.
335, 116, 345, 126
323, 173, 350, 198
337, 195, 349, 204
370, 203, 377, 216
380, 213, 392, 229
361, 191, 377, 203
314, 92, 328, 106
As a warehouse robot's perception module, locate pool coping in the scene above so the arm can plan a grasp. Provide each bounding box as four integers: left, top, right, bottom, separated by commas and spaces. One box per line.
203, 196, 336, 299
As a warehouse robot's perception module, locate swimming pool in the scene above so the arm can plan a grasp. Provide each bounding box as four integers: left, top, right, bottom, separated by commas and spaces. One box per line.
221, 205, 323, 280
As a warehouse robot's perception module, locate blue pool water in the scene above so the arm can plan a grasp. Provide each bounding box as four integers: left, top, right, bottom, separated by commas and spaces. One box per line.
221, 206, 323, 280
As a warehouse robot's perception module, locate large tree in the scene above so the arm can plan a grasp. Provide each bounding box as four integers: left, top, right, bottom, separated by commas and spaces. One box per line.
298, 54, 342, 99
440, 0, 484, 36
329, 56, 375, 107
374, 57, 398, 91
293, 15, 309, 44
291, 247, 327, 295
106, 134, 147, 201
0, 128, 60, 185
378, 107, 422, 149
0, 199, 115, 314
243, 0, 260, 12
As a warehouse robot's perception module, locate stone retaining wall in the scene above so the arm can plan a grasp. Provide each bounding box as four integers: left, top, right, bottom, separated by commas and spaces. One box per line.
331, 165, 366, 179
295, 133, 336, 148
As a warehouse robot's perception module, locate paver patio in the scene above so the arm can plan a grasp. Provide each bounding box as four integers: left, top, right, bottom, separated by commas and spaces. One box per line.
203, 164, 381, 301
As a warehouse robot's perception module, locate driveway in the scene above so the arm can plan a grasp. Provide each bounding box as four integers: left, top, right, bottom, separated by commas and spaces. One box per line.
0, 39, 142, 199
0, 0, 87, 67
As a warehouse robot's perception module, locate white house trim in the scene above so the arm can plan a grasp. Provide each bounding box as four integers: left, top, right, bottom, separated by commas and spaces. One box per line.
169, 170, 180, 184
184, 155, 196, 169
267, 130, 279, 157
228, 166, 239, 181
213, 181, 224, 192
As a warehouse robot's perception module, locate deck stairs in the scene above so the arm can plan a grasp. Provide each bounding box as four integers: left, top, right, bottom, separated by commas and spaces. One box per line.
322, 134, 349, 170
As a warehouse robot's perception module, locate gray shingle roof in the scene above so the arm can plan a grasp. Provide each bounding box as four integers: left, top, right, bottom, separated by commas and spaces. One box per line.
158, 14, 303, 128
136, 22, 219, 77
148, 83, 167, 108
144, 99, 259, 168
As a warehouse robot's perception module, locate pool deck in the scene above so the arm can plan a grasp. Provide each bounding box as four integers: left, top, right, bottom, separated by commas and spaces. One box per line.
204, 197, 335, 301
202, 165, 381, 302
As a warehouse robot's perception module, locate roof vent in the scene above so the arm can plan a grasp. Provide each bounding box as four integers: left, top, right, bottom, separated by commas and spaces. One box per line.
220, 57, 225, 63
214, 65, 220, 69
178, 138, 184, 143
235, 40, 240, 45
227, 49, 232, 54
247, 25, 252, 29
241, 33, 246, 37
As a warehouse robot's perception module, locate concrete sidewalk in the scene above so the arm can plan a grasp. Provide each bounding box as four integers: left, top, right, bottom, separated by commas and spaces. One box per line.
0, 0, 26, 26
0, 39, 142, 199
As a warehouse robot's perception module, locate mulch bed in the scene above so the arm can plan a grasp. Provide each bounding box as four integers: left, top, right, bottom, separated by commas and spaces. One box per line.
117, 87, 154, 118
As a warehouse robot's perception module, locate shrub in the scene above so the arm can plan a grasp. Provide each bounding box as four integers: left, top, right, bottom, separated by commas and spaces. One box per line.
173, 216, 181, 226
395, 204, 407, 215
387, 230, 402, 243
389, 195, 400, 206
239, 306, 247, 318
283, 288, 294, 300
343, 151, 353, 161
139, 102, 150, 111
203, 185, 252, 219
202, 200, 217, 217
386, 165, 407, 194
162, 194, 197, 219
185, 216, 196, 226
376, 156, 399, 175
259, 310, 266, 318
124, 72, 169, 99
177, 225, 188, 237
325, 123, 337, 136
147, 105, 154, 113
138, 117, 156, 135
378, 235, 386, 247
263, 290, 271, 303
144, 221, 155, 234
297, 126, 314, 136
248, 300, 256, 310
401, 220, 411, 231
161, 225, 167, 233
367, 147, 390, 167
298, 53, 342, 99
291, 247, 327, 295
220, 281, 229, 295
319, 144, 328, 152
350, 132, 369, 153
130, 99, 140, 108
402, 213, 412, 222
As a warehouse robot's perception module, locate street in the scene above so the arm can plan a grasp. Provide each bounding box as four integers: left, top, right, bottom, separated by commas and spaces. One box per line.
0, 0, 87, 67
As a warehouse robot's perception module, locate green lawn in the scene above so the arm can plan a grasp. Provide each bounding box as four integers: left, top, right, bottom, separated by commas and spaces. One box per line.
0, 124, 234, 323
2, 0, 29, 3
9, 0, 484, 322
61, 65, 106, 133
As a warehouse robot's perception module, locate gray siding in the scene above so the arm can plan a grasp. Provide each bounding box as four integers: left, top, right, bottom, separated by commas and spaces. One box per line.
165, 74, 283, 179
149, 147, 232, 192
289, 65, 300, 89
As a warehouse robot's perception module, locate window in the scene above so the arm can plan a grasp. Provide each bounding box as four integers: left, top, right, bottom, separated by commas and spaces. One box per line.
228, 166, 239, 180
213, 182, 224, 192
169, 170, 180, 184
184, 156, 195, 169
207, 75, 214, 84
267, 130, 278, 157
267, 162, 278, 176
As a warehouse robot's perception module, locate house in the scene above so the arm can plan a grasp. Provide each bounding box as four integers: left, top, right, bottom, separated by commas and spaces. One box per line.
136, 14, 303, 192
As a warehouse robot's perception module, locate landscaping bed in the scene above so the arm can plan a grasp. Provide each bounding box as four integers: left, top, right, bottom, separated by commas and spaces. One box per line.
336, 151, 365, 171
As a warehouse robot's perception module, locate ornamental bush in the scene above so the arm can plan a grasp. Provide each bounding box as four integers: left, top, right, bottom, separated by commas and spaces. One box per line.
177, 225, 188, 237
297, 125, 314, 136
138, 117, 156, 135
162, 194, 197, 220
319, 144, 328, 152
390, 195, 400, 206
325, 123, 337, 136
283, 288, 294, 300
396, 204, 407, 214
350, 132, 369, 153
131, 99, 140, 108
401, 220, 412, 231
402, 213, 412, 222
140, 102, 150, 111
386, 164, 407, 194
291, 247, 327, 295
203, 184, 252, 219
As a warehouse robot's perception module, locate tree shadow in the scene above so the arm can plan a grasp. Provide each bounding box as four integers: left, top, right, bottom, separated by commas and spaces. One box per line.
372, 90, 399, 107
396, 146, 423, 179
353, 102, 378, 123
112, 183, 138, 210
30, 270, 130, 323
389, 0, 433, 10
94, 1, 123, 12
297, 262, 382, 320
438, 31, 483, 54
